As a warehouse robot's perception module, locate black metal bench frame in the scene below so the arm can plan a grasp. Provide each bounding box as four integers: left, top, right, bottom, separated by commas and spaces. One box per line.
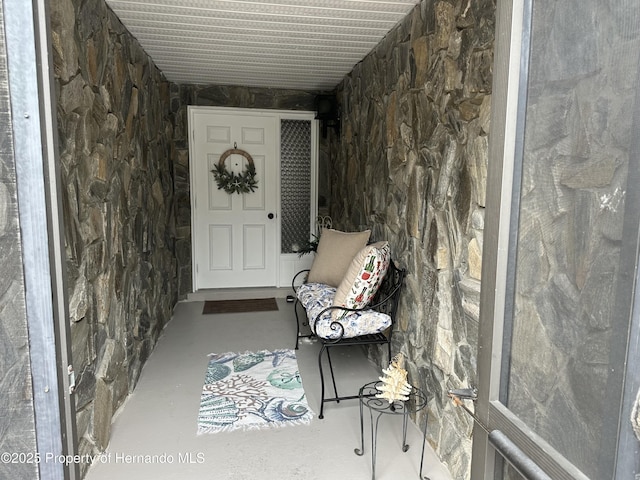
292, 260, 406, 419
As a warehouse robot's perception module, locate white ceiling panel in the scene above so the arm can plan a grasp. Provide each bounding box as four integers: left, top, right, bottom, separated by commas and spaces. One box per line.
105, 0, 420, 90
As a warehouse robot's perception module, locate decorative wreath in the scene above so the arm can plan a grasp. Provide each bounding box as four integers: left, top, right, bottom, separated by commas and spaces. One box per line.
211, 145, 258, 195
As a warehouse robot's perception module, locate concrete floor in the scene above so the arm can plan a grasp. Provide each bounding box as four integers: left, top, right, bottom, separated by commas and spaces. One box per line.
84, 296, 453, 480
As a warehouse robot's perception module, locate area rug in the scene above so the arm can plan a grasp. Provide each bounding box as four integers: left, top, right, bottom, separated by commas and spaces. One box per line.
197, 349, 314, 434
202, 297, 278, 315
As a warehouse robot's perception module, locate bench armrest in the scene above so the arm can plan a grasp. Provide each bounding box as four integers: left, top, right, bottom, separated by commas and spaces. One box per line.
292, 269, 310, 293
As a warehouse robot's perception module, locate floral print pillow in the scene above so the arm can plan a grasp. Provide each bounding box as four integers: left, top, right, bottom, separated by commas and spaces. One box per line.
332, 241, 390, 318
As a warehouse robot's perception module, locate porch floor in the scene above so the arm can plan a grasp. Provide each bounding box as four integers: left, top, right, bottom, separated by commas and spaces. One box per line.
84, 295, 453, 480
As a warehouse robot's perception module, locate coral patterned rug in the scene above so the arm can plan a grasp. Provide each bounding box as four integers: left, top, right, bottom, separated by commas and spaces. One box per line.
197, 349, 314, 434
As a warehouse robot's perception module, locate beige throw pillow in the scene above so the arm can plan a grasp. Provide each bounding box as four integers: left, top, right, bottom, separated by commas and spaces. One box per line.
307, 229, 371, 287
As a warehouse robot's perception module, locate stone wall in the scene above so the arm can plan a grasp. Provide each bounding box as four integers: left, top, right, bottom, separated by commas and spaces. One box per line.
0, 4, 39, 478
170, 84, 329, 297
51, 0, 178, 474
330, 1, 494, 477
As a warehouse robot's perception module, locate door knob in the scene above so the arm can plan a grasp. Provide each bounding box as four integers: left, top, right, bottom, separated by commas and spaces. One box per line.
268, 213, 275, 219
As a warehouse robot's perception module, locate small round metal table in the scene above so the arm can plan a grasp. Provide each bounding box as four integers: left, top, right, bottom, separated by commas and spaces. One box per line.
354, 381, 430, 480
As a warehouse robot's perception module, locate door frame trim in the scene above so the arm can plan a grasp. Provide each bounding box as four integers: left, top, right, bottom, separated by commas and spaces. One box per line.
188, 106, 318, 292
5, 0, 78, 477
471, 0, 524, 474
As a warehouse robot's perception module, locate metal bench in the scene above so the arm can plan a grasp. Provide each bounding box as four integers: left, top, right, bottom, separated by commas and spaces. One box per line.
293, 260, 406, 418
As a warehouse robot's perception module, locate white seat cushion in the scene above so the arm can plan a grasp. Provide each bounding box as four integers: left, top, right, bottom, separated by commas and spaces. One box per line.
296, 283, 391, 340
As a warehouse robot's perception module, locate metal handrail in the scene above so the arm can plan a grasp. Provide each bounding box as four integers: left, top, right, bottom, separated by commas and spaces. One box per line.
448, 389, 553, 480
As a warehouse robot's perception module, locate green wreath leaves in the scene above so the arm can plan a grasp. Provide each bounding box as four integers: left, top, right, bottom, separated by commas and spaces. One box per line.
211, 148, 259, 195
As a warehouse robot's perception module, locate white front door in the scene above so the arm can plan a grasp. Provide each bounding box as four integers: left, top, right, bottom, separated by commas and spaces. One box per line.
190, 108, 278, 289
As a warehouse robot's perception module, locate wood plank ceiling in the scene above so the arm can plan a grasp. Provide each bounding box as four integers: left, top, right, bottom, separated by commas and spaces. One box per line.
105, 0, 420, 91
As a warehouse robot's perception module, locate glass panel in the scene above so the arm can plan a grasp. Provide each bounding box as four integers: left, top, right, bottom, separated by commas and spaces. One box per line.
503, 1, 640, 478
280, 119, 311, 254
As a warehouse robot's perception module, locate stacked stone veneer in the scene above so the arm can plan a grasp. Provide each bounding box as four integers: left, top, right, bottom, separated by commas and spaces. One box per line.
330, 1, 494, 477
51, 0, 178, 473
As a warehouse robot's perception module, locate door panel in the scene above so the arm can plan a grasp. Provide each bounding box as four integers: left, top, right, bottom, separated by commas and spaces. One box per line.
243, 224, 266, 269
191, 109, 277, 289
242, 154, 266, 210
209, 225, 232, 270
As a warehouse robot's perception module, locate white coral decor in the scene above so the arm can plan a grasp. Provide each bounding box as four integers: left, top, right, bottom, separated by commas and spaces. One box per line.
376, 353, 412, 403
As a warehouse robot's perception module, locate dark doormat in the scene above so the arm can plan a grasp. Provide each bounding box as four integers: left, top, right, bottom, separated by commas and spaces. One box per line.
202, 297, 279, 315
